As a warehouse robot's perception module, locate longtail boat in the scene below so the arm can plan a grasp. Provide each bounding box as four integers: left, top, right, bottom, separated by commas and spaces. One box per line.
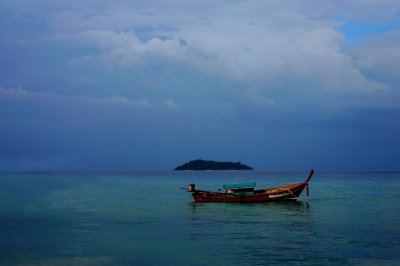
186, 169, 314, 203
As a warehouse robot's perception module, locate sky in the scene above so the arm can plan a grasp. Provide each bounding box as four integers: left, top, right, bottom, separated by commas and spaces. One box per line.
0, 0, 399, 172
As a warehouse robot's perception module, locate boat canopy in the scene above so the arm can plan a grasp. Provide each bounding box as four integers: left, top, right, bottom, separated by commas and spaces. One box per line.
223, 182, 256, 190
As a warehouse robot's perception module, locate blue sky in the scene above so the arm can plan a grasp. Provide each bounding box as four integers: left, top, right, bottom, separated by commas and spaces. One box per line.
0, 0, 399, 171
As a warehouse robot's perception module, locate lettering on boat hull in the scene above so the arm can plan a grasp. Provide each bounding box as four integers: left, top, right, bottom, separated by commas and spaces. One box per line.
269, 192, 290, 198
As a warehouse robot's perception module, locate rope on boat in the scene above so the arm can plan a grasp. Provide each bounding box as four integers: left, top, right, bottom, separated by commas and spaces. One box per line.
285, 187, 298, 200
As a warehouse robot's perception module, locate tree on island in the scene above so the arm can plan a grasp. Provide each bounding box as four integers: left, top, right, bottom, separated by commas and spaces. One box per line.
174, 159, 253, 171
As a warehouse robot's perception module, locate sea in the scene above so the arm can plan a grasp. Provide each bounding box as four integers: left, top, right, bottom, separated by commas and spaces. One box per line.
0, 170, 399, 265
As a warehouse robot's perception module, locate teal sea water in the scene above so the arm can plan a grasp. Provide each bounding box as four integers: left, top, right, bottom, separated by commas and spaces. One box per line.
0, 171, 399, 265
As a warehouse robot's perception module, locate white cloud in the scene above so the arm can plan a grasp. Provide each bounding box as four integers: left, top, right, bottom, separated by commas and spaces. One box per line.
0, 86, 61, 102
349, 30, 400, 86
60, 30, 185, 68
52, 0, 393, 96
4, 0, 399, 123
46, 0, 400, 126
110, 96, 152, 108
0, 87, 152, 109
164, 99, 180, 110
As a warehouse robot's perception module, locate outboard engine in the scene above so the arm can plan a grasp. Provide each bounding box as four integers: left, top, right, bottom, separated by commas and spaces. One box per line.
187, 184, 196, 192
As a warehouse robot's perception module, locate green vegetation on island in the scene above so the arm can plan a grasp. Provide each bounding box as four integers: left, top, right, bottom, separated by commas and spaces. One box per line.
174, 159, 253, 171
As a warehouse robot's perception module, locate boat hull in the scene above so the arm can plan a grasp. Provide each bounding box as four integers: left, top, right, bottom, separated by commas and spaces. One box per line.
192, 182, 307, 203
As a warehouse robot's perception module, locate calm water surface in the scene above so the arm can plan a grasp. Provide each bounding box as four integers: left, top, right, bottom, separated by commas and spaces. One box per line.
0, 171, 399, 265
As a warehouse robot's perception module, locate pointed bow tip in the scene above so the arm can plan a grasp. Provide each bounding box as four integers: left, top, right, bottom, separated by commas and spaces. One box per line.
305, 169, 314, 183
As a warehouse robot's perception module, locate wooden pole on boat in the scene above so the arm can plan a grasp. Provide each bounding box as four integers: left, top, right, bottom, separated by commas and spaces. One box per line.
305, 169, 314, 183
305, 169, 313, 203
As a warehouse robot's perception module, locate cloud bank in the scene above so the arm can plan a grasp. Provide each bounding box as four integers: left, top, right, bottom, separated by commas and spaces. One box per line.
0, 0, 399, 171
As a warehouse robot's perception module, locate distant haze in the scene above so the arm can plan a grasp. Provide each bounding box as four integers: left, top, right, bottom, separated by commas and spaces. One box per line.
1, 1, 399, 171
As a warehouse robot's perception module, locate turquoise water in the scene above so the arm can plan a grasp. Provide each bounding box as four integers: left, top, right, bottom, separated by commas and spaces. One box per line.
0, 171, 399, 265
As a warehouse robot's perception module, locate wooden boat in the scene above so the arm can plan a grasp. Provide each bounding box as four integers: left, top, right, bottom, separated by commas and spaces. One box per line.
186, 169, 314, 203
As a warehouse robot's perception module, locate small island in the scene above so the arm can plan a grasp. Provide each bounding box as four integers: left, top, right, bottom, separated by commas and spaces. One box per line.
174, 159, 253, 171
